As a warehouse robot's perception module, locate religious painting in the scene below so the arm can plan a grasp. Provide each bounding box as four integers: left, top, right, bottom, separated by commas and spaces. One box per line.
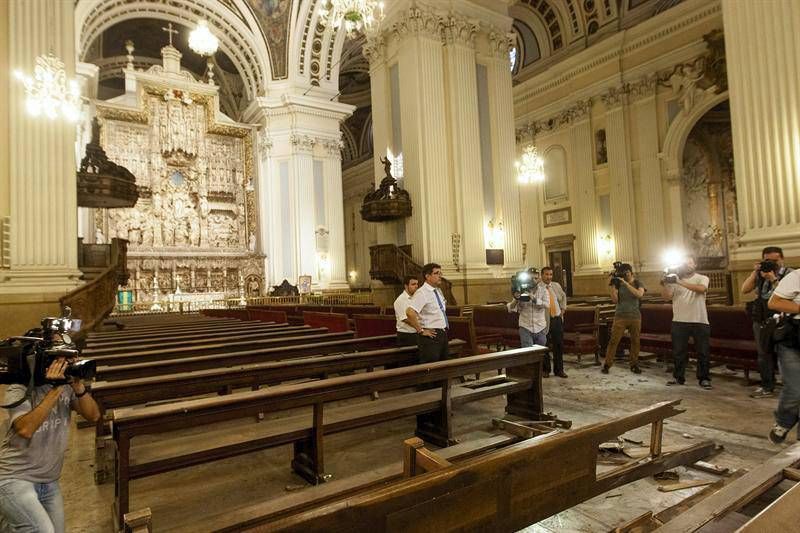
246, 0, 291, 79
298, 275, 313, 294
543, 207, 572, 228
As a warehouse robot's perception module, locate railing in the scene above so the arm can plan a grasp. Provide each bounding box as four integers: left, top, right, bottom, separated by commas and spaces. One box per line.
61, 238, 129, 338
369, 244, 456, 304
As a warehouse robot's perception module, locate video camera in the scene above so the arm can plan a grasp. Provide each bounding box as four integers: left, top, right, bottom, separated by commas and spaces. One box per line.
758, 260, 780, 274
662, 267, 681, 284
511, 268, 538, 302
0, 307, 95, 389
608, 261, 630, 288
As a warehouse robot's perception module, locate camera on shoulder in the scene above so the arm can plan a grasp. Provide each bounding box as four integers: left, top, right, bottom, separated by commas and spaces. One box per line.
1, 307, 95, 390
608, 261, 631, 288
662, 267, 680, 284
511, 268, 538, 302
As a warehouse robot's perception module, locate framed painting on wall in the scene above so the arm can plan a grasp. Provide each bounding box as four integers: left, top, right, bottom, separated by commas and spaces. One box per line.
543, 207, 572, 228
298, 275, 312, 294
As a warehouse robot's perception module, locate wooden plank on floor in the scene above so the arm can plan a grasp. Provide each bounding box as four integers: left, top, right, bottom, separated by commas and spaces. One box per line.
654, 443, 800, 532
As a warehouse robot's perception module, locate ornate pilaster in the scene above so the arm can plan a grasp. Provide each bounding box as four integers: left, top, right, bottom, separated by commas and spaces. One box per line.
722, 0, 800, 257
290, 134, 317, 279
321, 138, 347, 288
602, 85, 638, 263
391, 6, 443, 41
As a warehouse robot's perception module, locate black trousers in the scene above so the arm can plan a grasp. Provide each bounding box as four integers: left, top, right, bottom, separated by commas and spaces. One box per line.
546, 316, 564, 374
396, 331, 419, 347
417, 329, 449, 364
672, 321, 711, 383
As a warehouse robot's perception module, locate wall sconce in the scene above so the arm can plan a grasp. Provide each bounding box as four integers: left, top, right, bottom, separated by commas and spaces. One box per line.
349, 270, 358, 281
597, 233, 614, 259
317, 252, 331, 279
451, 233, 461, 272
485, 219, 505, 249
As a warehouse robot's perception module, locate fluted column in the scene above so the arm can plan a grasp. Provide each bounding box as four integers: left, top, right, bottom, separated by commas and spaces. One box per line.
603, 87, 638, 264
443, 16, 487, 273
568, 100, 602, 273
291, 135, 317, 280
395, 7, 452, 264
323, 140, 348, 288
255, 130, 277, 286
630, 76, 666, 270
1, 0, 82, 293
487, 32, 523, 269
722, 0, 800, 257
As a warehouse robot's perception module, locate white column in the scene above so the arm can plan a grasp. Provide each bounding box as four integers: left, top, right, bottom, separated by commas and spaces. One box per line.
722, 0, 800, 258
630, 77, 667, 271
443, 17, 487, 274
0, 0, 82, 293
395, 7, 452, 264
486, 32, 523, 270
292, 135, 317, 279
323, 140, 347, 288
255, 130, 276, 287
568, 102, 602, 273
603, 87, 638, 263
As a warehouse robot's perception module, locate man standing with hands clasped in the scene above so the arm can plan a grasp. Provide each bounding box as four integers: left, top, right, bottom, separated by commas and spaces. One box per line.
406, 263, 450, 364
540, 267, 568, 379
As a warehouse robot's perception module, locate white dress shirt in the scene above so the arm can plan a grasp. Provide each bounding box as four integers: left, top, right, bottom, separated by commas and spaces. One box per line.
507, 284, 550, 334
393, 291, 417, 333
410, 282, 449, 329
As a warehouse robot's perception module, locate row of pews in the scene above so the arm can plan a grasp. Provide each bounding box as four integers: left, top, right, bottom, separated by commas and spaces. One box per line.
87, 310, 548, 529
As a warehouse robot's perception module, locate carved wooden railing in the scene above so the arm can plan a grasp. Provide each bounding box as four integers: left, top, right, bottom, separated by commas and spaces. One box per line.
61, 238, 129, 339
369, 244, 456, 305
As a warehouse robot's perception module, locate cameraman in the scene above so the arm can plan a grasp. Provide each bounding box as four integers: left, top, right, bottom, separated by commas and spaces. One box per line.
507, 269, 551, 361
0, 357, 100, 532
741, 246, 792, 398
602, 263, 646, 374
660, 255, 712, 389
766, 268, 800, 444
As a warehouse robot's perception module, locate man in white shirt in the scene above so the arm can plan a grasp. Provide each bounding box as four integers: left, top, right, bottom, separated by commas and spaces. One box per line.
767, 269, 800, 444
660, 255, 712, 389
394, 275, 420, 346
406, 263, 450, 364
540, 267, 568, 378
507, 268, 550, 349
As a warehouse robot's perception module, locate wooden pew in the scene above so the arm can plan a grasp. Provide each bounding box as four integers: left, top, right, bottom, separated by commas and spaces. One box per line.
472, 305, 519, 348
83, 325, 317, 356
95, 334, 399, 381
90, 331, 355, 367
83, 322, 291, 350
353, 314, 397, 338
562, 306, 600, 363
87, 319, 247, 340
110, 346, 547, 527
91, 341, 465, 482
303, 311, 351, 333
248, 309, 288, 324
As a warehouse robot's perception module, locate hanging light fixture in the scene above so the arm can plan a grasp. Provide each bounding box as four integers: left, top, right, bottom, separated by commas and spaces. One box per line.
516, 145, 545, 184
188, 20, 220, 84
319, 0, 385, 38
13, 53, 81, 122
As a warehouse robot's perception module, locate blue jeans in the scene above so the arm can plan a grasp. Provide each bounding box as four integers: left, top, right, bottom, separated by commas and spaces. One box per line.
0, 479, 64, 533
671, 322, 711, 383
519, 327, 547, 348
775, 342, 800, 431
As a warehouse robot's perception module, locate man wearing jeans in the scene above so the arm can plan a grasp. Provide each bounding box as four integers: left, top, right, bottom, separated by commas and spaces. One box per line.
767, 269, 800, 444
0, 357, 100, 532
660, 256, 712, 389
507, 268, 550, 358
602, 263, 646, 374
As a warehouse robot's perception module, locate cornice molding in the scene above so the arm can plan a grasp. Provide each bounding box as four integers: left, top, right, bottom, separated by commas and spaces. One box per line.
516, 98, 594, 142
392, 6, 443, 41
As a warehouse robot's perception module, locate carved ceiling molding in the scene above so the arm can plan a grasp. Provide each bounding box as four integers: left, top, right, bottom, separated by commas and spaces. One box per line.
600, 85, 629, 108
442, 16, 480, 48
516, 98, 594, 142
392, 6, 444, 41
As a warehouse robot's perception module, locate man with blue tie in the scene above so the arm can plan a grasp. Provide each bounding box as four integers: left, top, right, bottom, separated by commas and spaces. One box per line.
406, 263, 450, 364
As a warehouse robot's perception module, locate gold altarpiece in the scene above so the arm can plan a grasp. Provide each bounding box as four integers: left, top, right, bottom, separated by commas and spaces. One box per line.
92, 46, 264, 303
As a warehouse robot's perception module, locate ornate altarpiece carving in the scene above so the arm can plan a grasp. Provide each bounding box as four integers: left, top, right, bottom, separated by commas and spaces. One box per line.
93, 45, 263, 302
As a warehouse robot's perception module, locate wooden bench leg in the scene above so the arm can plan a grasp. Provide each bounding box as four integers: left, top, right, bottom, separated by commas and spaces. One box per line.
95, 434, 115, 485
114, 434, 131, 531
124, 508, 152, 533
291, 402, 327, 485
415, 379, 455, 448
403, 437, 452, 477
506, 361, 544, 419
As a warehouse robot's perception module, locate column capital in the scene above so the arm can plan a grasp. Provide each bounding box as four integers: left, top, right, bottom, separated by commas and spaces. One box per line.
392, 6, 442, 41
290, 134, 315, 155
257, 129, 273, 158
363, 34, 386, 65
487, 30, 515, 60
442, 15, 479, 48
601, 85, 629, 109
319, 137, 344, 157
628, 74, 657, 102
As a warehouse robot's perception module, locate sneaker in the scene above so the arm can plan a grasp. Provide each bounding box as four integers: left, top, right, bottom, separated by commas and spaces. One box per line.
601, 365, 609, 374
631, 365, 642, 374
700, 380, 713, 390
666, 379, 685, 386
769, 425, 790, 444
750, 387, 774, 399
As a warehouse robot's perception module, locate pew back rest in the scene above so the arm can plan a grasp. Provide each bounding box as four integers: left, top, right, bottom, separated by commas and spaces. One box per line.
303, 311, 351, 333
447, 317, 482, 355
353, 314, 397, 338
330, 305, 381, 317
297, 305, 332, 314
248, 309, 288, 324
563, 307, 599, 333
640, 304, 674, 334
708, 306, 751, 340
472, 305, 516, 329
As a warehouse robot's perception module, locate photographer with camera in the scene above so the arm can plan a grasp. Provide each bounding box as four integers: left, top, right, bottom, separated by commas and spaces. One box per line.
741, 246, 792, 398
660, 255, 712, 389
507, 268, 551, 363
602, 262, 646, 374
0, 324, 99, 532
766, 268, 800, 443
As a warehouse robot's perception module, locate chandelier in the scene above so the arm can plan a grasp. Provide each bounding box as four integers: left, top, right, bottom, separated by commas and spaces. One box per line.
189, 20, 220, 84
13, 53, 81, 122
319, 0, 385, 38
516, 145, 545, 184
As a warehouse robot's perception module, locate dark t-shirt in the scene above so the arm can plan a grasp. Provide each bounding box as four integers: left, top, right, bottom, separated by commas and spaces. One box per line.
615, 280, 645, 319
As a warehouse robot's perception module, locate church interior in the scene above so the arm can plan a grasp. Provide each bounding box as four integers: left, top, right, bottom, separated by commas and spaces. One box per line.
1, 0, 800, 531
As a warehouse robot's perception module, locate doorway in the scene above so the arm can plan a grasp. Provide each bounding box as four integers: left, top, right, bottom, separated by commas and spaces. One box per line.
544, 235, 575, 297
